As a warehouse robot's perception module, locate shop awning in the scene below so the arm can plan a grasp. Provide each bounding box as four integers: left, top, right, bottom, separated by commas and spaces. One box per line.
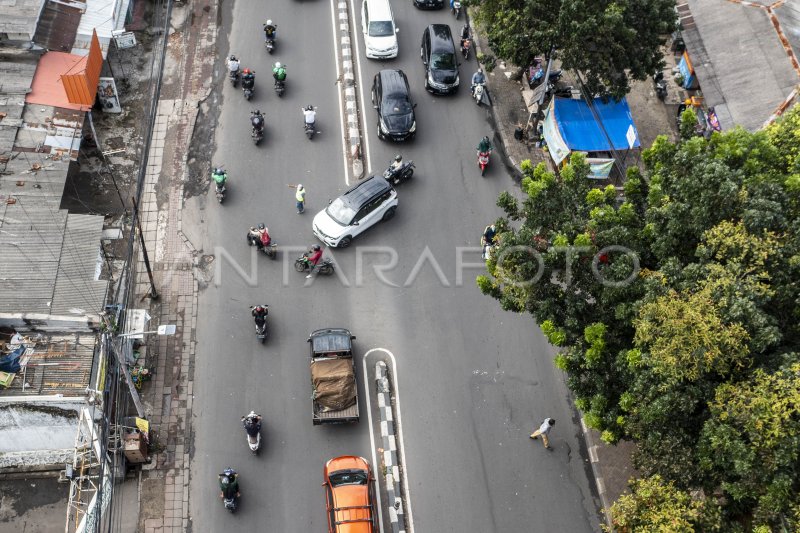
543, 97, 640, 165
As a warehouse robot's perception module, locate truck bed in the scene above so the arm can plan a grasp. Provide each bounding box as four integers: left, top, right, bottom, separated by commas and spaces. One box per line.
312, 400, 359, 425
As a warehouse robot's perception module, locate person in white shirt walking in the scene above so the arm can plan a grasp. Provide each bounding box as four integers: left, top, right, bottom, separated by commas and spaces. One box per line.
530, 418, 555, 449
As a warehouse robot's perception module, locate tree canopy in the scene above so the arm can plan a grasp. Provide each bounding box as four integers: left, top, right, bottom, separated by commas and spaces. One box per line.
478, 106, 800, 529
473, 0, 677, 98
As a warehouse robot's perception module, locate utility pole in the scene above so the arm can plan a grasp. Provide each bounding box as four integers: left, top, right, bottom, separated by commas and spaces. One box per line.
131, 196, 158, 299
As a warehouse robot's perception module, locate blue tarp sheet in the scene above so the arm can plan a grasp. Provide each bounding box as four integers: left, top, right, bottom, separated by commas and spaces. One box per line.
0, 346, 25, 374
552, 97, 640, 152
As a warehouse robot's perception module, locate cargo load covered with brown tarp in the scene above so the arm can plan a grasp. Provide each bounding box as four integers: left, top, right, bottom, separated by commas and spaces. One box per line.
311, 358, 356, 411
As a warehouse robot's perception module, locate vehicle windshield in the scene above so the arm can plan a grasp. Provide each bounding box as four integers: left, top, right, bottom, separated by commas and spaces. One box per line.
326, 198, 357, 225
329, 470, 368, 487
431, 52, 455, 70
368, 21, 393, 37
383, 95, 412, 115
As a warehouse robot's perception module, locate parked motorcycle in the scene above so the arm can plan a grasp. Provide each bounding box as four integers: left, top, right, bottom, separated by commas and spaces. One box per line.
477, 150, 491, 176
241, 412, 262, 454
546, 82, 574, 99
212, 167, 227, 203
219, 468, 239, 513
528, 65, 561, 89
452, 0, 462, 19
383, 159, 415, 185
294, 255, 334, 275
472, 82, 486, 105
653, 71, 667, 101
250, 111, 265, 146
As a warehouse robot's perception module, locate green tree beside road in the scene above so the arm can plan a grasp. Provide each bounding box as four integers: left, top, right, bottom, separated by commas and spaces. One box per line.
473, 0, 676, 98
478, 107, 800, 529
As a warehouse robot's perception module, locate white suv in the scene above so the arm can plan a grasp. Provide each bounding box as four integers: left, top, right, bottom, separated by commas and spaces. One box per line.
313, 175, 398, 248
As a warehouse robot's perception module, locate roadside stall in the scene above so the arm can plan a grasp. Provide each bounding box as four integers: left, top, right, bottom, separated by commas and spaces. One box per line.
542, 96, 641, 180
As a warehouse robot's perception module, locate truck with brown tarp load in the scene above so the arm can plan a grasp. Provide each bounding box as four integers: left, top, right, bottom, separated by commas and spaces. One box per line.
308, 328, 359, 425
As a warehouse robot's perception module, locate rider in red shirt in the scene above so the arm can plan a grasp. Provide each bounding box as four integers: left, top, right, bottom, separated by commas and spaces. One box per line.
306, 244, 323, 278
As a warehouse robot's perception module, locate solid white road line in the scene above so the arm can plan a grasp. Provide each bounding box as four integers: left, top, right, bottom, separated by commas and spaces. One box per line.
330, 0, 351, 186
364, 348, 415, 533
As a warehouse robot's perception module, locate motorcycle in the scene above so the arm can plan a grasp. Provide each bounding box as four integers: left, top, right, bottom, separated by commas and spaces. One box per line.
461, 38, 471, 60
265, 37, 275, 54
242, 74, 255, 101
242, 412, 262, 454
219, 468, 239, 513
528, 65, 561, 89
250, 305, 269, 343
250, 111, 265, 146
229, 68, 239, 87
478, 151, 491, 176
452, 0, 462, 19
246, 229, 277, 259
472, 82, 486, 106
212, 167, 227, 203
302, 106, 317, 140
274, 79, 285, 97
294, 255, 334, 275
383, 159, 415, 185
653, 72, 667, 101
546, 82, 574, 99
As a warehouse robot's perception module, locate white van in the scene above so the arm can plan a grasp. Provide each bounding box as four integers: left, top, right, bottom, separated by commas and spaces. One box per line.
361, 0, 398, 59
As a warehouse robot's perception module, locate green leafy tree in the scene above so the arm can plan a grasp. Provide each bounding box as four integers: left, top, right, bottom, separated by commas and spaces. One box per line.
605, 475, 721, 533
699, 363, 800, 530
473, 0, 676, 98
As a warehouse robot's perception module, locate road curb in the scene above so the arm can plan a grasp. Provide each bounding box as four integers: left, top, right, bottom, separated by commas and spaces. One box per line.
335, 1, 364, 180
375, 361, 406, 533
581, 418, 613, 529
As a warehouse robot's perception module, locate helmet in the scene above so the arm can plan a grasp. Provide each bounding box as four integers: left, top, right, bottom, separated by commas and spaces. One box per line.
297, 183, 303, 189
490, 224, 496, 231
483, 135, 490, 143
266, 19, 273, 26
275, 62, 282, 68
258, 223, 265, 230
220, 476, 230, 486
242, 68, 251, 75
312, 244, 321, 251
394, 155, 402, 162
478, 68, 483, 74
248, 410, 257, 418
306, 105, 314, 111
230, 55, 236, 61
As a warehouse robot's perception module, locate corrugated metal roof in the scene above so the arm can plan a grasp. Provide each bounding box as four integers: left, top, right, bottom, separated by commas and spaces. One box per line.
0, 0, 47, 39
0, 201, 107, 315
32, 0, 85, 52
0, 332, 97, 397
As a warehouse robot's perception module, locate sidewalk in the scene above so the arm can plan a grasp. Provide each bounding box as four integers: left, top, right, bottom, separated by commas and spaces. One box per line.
128, 0, 219, 531
470, 15, 640, 527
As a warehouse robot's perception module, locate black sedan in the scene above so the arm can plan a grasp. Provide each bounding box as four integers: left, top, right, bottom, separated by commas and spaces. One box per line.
413, 0, 443, 8
372, 69, 417, 141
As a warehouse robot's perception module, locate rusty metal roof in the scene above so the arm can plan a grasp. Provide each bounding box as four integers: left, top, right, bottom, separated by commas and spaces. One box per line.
32, 0, 85, 53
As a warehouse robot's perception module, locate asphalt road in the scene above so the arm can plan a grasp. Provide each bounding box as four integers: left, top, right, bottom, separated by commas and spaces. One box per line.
186, 0, 601, 531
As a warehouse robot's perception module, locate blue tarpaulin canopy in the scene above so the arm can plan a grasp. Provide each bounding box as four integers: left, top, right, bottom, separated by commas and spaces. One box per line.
543, 97, 640, 165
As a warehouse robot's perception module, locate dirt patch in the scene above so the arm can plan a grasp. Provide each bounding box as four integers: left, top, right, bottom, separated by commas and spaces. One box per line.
185, 96, 221, 199
138, 475, 166, 526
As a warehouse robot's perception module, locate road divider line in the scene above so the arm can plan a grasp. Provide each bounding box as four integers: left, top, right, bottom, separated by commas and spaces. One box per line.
364, 348, 415, 533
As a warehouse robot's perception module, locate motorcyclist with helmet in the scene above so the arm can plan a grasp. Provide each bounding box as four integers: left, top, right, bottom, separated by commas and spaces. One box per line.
251, 304, 268, 324
250, 110, 265, 135
241, 68, 256, 91
219, 468, 240, 500
477, 135, 492, 155
226, 55, 240, 83
303, 105, 316, 125
241, 411, 262, 436
273, 62, 287, 82
247, 223, 270, 249
305, 244, 323, 279
471, 68, 486, 97
263, 20, 277, 42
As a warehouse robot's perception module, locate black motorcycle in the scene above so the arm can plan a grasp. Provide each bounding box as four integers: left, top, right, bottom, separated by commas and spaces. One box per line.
274, 79, 285, 97
265, 37, 275, 54
246, 230, 276, 259
229, 69, 239, 87
653, 72, 667, 101
383, 160, 415, 185
250, 112, 265, 145
242, 73, 255, 100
